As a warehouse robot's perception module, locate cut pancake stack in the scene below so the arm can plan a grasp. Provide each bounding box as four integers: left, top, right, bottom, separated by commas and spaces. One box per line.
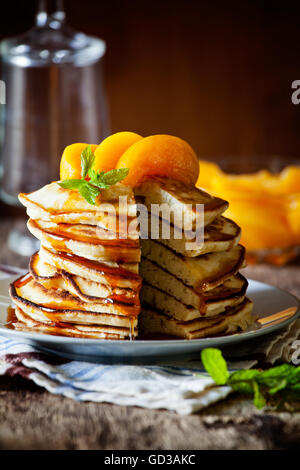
10, 176, 254, 341
10, 182, 142, 339
136, 178, 253, 339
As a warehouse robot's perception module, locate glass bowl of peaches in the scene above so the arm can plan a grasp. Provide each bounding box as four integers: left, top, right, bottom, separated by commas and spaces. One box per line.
196, 155, 300, 266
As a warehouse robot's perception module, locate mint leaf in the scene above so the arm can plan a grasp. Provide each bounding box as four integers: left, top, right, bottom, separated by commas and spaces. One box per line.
88, 169, 110, 189
200, 347, 300, 410
256, 365, 297, 391
201, 348, 229, 385
59, 144, 129, 205
88, 167, 129, 189
81, 145, 95, 178
101, 168, 129, 185
286, 367, 300, 385
252, 380, 266, 409
259, 364, 293, 380
228, 370, 260, 395
268, 379, 288, 395
78, 183, 100, 205
229, 369, 260, 383
230, 381, 254, 395
59, 179, 100, 205
59, 179, 86, 190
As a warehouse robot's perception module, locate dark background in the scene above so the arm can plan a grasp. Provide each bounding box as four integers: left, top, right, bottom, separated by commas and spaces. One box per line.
1, 0, 300, 159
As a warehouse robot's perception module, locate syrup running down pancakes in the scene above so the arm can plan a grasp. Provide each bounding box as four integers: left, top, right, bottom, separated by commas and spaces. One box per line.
10, 176, 254, 340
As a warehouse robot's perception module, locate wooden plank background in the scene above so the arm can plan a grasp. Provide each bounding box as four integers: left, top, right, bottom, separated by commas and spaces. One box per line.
1, 0, 300, 220
1, 0, 300, 159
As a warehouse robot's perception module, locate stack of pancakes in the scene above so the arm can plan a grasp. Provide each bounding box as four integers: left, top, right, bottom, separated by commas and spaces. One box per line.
136, 178, 253, 339
10, 182, 142, 339
10, 177, 253, 340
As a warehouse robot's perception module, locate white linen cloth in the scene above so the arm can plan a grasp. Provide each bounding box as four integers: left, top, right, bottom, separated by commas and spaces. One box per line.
0, 266, 299, 414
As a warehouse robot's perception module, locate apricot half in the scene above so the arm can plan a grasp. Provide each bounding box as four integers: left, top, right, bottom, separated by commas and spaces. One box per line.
60, 143, 98, 180
93, 131, 143, 173
116, 134, 199, 187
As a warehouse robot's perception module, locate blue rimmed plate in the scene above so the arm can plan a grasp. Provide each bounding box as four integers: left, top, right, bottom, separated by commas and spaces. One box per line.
0, 272, 299, 364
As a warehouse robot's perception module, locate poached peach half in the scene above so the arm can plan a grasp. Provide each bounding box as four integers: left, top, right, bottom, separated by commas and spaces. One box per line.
93, 131, 143, 173
60, 143, 98, 180
116, 134, 199, 186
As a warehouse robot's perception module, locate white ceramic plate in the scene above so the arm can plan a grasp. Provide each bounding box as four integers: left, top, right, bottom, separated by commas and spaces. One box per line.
0, 273, 299, 363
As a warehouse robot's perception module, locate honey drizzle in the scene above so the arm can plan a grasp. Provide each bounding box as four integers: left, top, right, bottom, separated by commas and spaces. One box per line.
11, 213, 142, 337
129, 316, 136, 341
6, 306, 17, 329
32, 220, 139, 248
13, 273, 141, 318
61, 270, 140, 306
11, 303, 138, 340
14, 272, 32, 288
21, 192, 135, 218
54, 250, 142, 286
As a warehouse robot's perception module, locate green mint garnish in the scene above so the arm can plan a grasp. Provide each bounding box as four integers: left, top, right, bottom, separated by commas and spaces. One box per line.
81, 145, 95, 179
201, 348, 229, 385
59, 145, 129, 205
200, 348, 300, 410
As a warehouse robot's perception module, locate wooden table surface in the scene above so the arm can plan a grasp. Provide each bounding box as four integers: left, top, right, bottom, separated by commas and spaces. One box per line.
1, 217, 300, 450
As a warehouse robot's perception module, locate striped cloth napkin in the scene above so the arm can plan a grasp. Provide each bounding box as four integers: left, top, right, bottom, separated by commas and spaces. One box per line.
0, 338, 232, 415
0, 266, 299, 414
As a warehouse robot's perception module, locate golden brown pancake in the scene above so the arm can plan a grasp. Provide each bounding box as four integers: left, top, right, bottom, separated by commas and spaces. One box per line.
140, 273, 247, 319
19, 181, 137, 219
155, 216, 241, 257
30, 251, 139, 305
141, 240, 245, 291
10, 274, 139, 328
14, 307, 135, 339
141, 280, 246, 321
39, 245, 141, 286
135, 177, 228, 228
139, 298, 253, 339
14, 175, 254, 341
140, 256, 247, 308
27, 219, 141, 263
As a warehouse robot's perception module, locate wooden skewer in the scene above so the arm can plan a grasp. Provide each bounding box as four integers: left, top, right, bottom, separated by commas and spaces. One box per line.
258, 307, 298, 326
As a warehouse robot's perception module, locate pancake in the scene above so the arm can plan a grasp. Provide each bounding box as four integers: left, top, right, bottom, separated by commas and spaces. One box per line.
140, 256, 247, 309
27, 219, 141, 263
14, 307, 135, 339
35, 219, 139, 242
135, 177, 228, 228
39, 245, 141, 286
141, 240, 245, 291
156, 216, 241, 257
19, 181, 137, 219
10, 274, 140, 326
141, 272, 247, 319
141, 279, 246, 320
30, 252, 139, 304
14, 174, 254, 341
24, 205, 140, 240
139, 298, 253, 339
25, 205, 139, 238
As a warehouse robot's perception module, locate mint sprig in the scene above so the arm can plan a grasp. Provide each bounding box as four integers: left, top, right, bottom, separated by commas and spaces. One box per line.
81, 145, 95, 179
201, 348, 300, 409
201, 348, 229, 385
59, 145, 129, 205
